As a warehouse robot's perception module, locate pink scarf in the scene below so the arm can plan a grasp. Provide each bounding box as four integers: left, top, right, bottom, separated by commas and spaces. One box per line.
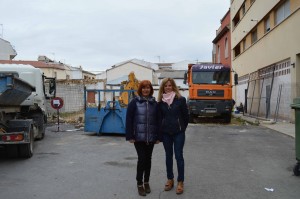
162, 91, 176, 106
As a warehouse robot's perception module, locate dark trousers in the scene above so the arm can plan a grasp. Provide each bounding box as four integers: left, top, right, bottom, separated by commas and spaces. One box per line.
163, 132, 185, 182
134, 142, 155, 185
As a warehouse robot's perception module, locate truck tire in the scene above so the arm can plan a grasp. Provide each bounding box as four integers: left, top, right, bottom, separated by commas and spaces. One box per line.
18, 126, 34, 158
189, 114, 198, 123
224, 113, 232, 123
5, 145, 19, 158
32, 113, 45, 140
36, 122, 45, 140
189, 114, 194, 123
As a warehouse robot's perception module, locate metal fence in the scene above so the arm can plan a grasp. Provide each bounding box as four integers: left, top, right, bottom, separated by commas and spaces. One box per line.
245, 63, 298, 122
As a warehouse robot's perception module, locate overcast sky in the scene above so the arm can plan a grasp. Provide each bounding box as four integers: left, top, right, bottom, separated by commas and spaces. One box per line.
1, 0, 230, 72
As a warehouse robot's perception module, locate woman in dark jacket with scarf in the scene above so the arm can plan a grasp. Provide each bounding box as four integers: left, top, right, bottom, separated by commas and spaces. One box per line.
126, 80, 161, 196
158, 78, 189, 195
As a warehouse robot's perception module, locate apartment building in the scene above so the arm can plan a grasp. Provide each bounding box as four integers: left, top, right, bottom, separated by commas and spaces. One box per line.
231, 0, 300, 122
213, 9, 231, 66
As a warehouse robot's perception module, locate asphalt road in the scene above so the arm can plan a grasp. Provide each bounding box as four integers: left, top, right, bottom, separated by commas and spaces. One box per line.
0, 122, 299, 199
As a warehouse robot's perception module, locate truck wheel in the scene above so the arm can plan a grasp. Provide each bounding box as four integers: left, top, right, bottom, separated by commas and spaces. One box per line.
189, 114, 194, 123
33, 113, 45, 140
36, 122, 45, 140
193, 117, 199, 123
18, 126, 34, 158
224, 113, 232, 123
189, 114, 198, 123
5, 145, 19, 158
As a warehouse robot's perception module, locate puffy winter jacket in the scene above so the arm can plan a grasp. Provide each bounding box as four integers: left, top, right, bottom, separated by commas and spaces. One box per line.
159, 96, 189, 135
126, 96, 161, 142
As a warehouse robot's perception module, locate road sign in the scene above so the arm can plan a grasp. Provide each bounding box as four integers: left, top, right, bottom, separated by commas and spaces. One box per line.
51, 97, 64, 109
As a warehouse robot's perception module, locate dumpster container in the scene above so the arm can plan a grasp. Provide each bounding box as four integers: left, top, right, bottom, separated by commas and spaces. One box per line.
291, 97, 300, 176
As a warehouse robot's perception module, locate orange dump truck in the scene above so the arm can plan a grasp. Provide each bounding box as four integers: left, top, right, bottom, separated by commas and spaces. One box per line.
184, 63, 238, 123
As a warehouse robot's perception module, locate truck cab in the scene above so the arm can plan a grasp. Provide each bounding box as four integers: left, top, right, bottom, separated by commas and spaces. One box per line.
184, 63, 238, 123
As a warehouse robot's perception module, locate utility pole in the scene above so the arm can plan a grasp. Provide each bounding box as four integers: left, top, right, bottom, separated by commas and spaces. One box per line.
50, 52, 55, 61
0, 24, 3, 38
157, 56, 161, 63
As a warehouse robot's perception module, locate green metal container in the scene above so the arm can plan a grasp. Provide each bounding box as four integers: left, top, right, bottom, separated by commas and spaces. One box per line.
291, 97, 300, 176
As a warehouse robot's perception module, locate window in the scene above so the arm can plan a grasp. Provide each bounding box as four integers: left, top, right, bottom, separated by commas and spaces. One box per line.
276, 0, 290, 25
264, 16, 270, 33
232, 13, 240, 27
234, 44, 241, 57
251, 29, 257, 44
192, 71, 230, 84
87, 91, 96, 103
241, 3, 246, 15
217, 45, 220, 63
242, 39, 246, 51
225, 38, 228, 58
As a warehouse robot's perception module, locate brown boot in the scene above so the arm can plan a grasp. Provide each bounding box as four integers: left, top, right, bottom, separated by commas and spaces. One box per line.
144, 182, 151, 193
137, 185, 146, 196
164, 179, 174, 191
176, 181, 184, 194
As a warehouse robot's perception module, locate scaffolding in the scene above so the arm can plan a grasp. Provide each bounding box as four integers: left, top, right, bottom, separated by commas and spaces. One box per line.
243, 58, 298, 121
245, 64, 287, 121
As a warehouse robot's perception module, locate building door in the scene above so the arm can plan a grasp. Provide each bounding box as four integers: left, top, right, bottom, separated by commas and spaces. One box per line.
87, 91, 96, 103
244, 89, 248, 113
266, 85, 271, 118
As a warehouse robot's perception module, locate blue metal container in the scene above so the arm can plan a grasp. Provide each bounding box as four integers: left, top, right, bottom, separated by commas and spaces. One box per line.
0, 73, 35, 106
84, 88, 135, 135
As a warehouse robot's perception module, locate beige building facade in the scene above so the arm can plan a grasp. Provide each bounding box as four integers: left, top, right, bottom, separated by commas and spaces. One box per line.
231, 0, 300, 122
106, 59, 158, 84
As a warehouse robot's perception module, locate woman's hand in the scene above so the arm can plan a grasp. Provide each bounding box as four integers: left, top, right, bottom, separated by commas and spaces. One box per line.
129, 139, 135, 143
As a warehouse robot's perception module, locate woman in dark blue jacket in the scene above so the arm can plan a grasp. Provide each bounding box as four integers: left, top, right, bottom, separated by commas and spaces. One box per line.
158, 78, 189, 195
126, 80, 161, 196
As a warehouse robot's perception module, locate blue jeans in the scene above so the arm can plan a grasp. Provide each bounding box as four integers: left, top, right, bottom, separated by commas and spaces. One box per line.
163, 132, 185, 182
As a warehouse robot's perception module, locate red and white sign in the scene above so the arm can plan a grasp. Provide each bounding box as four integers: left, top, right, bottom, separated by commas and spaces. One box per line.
51, 97, 64, 109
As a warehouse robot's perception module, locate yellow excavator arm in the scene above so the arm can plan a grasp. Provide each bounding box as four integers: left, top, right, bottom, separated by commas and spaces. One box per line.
119, 72, 139, 105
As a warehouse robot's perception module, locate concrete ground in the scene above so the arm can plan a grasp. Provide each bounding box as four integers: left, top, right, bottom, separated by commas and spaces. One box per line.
232, 112, 296, 138
1, 122, 299, 199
